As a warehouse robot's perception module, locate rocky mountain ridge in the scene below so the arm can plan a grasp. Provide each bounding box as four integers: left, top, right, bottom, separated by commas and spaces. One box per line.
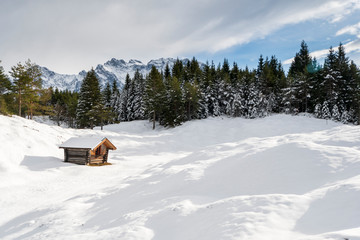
41, 58, 192, 92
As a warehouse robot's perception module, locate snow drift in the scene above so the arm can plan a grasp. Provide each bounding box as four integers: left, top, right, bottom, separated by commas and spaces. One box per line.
0, 114, 360, 240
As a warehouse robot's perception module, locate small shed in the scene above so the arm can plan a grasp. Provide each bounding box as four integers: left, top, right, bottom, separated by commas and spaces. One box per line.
59, 137, 117, 165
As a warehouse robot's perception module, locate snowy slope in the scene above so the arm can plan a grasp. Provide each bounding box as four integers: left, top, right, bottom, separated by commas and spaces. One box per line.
40, 58, 192, 92
1, 115, 360, 240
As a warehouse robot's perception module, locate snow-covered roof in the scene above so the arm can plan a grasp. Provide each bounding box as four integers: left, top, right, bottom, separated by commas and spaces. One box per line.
59, 137, 116, 150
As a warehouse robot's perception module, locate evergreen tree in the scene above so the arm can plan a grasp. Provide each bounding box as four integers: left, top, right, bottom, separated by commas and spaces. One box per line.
221, 58, 230, 82
25, 62, 42, 119
126, 77, 137, 121
230, 62, 240, 86
0, 61, 11, 115
132, 70, 146, 120
50, 89, 78, 127
322, 101, 331, 120
65, 91, 78, 128
335, 43, 350, 112
110, 80, 121, 122
246, 83, 262, 118
307, 58, 322, 111
189, 57, 202, 83
259, 56, 286, 112
231, 90, 243, 117
292, 72, 311, 112
10, 62, 28, 117
119, 74, 131, 121
0, 61, 11, 95
288, 41, 312, 112
281, 86, 297, 114
341, 110, 350, 124
172, 58, 184, 80
144, 66, 166, 129
331, 105, 340, 121
101, 81, 114, 125
53, 90, 63, 124
314, 103, 322, 118
10, 60, 42, 118
35, 87, 53, 117
200, 62, 217, 117
239, 68, 259, 118
164, 63, 171, 80
322, 47, 340, 108
288, 40, 311, 78
76, 68, 102, 129
348, 61, 360, 123
163, 76, 184, 127
90, 96, 112, 130
51, 88, 64, 125
256, 55, 264, 77
183, 81, 200, 120
103, 82, 112, 108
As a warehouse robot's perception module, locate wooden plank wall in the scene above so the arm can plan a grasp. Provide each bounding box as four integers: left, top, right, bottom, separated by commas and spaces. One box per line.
62, 148, 111, 165
66, 149, 89, 165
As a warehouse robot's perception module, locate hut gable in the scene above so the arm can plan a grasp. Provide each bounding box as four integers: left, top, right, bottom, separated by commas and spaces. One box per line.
59, 137, 116, 165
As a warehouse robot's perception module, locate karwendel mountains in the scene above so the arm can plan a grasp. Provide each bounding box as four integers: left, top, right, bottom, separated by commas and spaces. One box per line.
40, 58, 195, 92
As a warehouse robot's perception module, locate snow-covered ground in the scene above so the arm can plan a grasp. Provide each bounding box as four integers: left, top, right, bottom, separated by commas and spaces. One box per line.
0, 114, 360, 240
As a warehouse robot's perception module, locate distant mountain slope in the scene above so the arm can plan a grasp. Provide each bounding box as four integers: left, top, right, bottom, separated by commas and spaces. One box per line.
40, 58, 193, 92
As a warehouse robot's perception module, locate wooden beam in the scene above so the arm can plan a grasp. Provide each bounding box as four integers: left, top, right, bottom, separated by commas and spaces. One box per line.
64, 149, 68, 162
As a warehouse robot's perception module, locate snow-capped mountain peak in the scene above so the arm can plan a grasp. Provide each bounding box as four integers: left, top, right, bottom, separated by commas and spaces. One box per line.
40, 57, 193, 92
128, 59, 143, 65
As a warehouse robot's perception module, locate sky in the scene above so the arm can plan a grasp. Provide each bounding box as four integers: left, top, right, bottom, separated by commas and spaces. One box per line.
1, 0, 360, 74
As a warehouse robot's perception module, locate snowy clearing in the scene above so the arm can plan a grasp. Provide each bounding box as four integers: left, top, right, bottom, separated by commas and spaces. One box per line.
0, 114, 360, 240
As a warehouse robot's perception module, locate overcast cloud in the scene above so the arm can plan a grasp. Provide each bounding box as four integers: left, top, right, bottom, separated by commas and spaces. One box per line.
0, 0, 360, 73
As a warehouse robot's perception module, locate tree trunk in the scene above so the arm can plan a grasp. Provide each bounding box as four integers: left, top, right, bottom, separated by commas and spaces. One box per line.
152, 111, 156, 130
30, 101, 33, 120
18, 88, 22, 117
57, 114, 60, 126
188, 102, 191, 121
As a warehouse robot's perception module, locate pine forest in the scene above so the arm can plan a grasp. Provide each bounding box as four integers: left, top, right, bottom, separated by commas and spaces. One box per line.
1, 41, 360, 129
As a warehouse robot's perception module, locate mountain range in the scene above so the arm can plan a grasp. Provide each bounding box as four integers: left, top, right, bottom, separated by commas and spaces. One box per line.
40, 58, 193, 92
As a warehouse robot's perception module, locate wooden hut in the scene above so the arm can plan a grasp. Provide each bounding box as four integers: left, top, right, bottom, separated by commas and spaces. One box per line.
59, 137, 117, 165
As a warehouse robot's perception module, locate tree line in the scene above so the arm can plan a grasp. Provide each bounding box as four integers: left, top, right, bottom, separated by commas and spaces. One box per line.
1, 41, 359, 128
94, 41, 360, 128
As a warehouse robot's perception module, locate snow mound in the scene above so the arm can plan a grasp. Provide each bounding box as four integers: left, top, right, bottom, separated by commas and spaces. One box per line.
0, 114, 360, 240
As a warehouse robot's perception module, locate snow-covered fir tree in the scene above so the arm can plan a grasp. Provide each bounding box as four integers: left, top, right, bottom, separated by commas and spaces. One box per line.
131, 70, 146, 120
322, 101, 331, 120
68, 41, 360, 129
144, 66, 166, 129
322, 47, 340, 108
331, 105, 340, 121
76, 68, 102, 129
341, 110, 350, 124
314, 103, 322, 118
119, 74, 132, 121
110, 80, 121, 122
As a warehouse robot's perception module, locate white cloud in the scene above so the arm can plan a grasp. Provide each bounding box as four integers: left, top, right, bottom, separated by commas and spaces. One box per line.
309, 49, 331, 61
336, 22, 360, 37
279, 1, 360, 66
0, 0, 360, 73
309, 20, 360, 65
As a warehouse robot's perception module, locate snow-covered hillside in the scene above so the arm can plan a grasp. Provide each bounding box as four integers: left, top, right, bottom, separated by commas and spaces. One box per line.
1, 115, 360, 240
40, 58, 193, 92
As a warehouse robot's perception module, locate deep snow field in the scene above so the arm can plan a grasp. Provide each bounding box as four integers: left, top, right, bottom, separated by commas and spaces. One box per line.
1, 114, 360, 240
